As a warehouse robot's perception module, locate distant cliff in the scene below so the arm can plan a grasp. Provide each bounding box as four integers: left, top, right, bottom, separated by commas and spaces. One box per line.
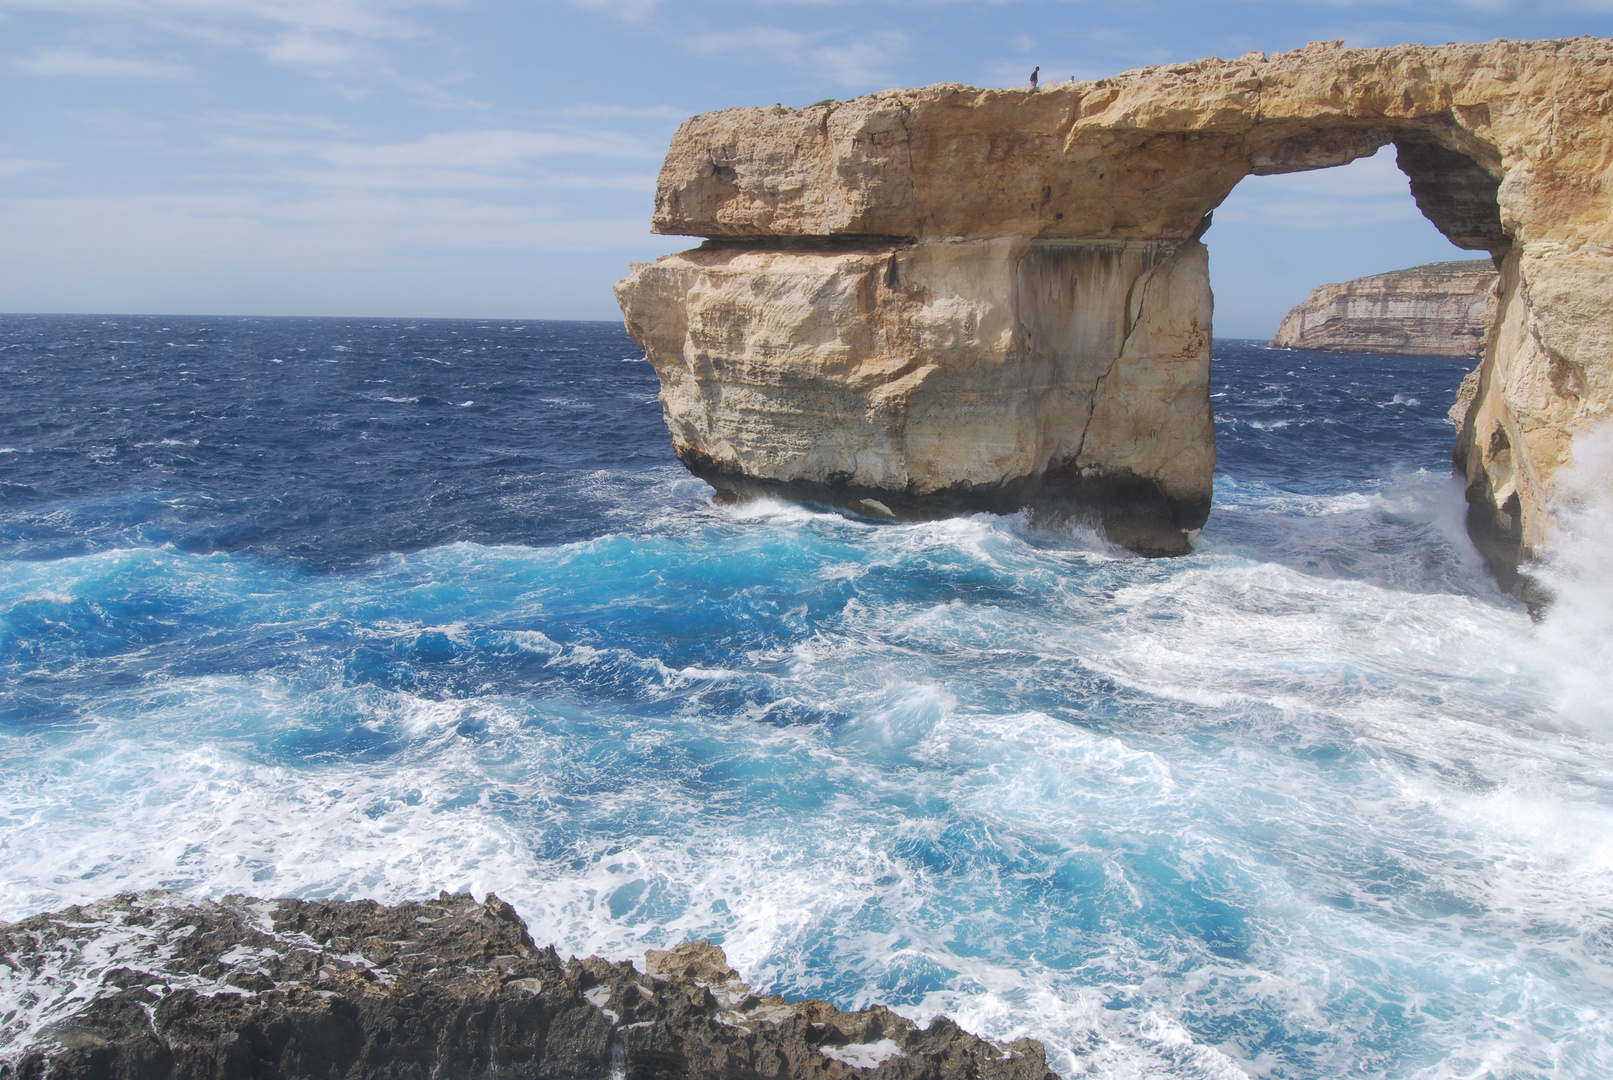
1271, 261, 1498, 356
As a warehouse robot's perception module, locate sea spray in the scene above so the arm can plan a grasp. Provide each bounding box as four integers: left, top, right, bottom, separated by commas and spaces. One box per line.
1533, 422, 1613, 728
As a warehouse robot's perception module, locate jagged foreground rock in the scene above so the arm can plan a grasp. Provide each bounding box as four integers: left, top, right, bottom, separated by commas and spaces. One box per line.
617, 39, 1613, 577
0, 893, 1055, 1080
1271, 261, 1499, 357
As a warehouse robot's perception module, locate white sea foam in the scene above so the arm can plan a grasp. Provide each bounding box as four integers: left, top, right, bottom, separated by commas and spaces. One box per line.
1531, 422, 1613, 729
821, 1039, 904, 1068
3, 467, 1611, 1077
718, 496, 834, 526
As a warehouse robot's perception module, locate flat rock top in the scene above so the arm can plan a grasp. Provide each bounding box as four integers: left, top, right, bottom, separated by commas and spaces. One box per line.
1300, 260, 1499, 295
1, 892, 1057, 1080
1375, 260, 1499, 279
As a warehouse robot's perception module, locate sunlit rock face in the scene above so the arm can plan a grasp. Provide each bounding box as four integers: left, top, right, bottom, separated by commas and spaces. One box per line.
619, 238, 1214, 554
1272, 261, 1499, 358
618, 39, 1613, 574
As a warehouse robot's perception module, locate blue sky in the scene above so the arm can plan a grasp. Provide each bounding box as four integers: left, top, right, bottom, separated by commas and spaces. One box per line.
1, 1, 1608, 335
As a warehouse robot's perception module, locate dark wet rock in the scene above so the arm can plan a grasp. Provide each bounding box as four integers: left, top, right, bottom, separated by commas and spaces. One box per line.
0, 892, 1058, 1080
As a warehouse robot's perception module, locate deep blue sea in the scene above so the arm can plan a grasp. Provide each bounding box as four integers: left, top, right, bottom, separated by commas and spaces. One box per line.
3, 315, 1611, 1079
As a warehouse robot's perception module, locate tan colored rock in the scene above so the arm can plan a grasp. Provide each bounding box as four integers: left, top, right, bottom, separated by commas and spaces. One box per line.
1272, 260, 1499, 357
620, 38, 1613, 577
619, 238, 1214, 553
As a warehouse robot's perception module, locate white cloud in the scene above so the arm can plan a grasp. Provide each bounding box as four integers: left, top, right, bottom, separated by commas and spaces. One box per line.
11, 45, 189, 79
810, 32, 906, 88
682, 25, 905, 89
0, 155, 60, 178
561, 103, 689, 122
205, 110, 354, 135
321, 129, 654, 168
0, 191, 666, 273
263, 29, 379, 74
0, 190, 685, 317
0, 1, 452, 41
1214, 147, 1421, 228
0, 0, 467, 97
567, 0, 661, 21
200, 125, 661, 192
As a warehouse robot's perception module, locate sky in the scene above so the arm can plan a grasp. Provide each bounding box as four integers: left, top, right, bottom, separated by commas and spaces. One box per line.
1, 1, 1609, 336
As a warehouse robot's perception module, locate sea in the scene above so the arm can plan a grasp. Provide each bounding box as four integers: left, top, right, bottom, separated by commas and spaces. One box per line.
2, 314, 1611, 1079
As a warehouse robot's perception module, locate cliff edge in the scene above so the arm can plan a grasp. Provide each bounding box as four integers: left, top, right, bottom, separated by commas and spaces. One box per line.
1271, 261, 1499, 357
0, 892, 1055, 1080
619, 39, 1613, 583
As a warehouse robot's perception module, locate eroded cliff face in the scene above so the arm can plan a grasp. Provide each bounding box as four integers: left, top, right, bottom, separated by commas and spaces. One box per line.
618, 38, 1613, 573
1272, 261, 1499, 357
620, 238, 1214, 552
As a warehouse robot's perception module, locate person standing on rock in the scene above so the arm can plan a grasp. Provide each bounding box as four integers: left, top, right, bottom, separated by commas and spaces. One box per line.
1029, 65, 1039, 91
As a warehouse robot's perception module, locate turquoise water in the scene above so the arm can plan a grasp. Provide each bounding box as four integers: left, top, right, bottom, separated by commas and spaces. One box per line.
2, 315, 1609, 1079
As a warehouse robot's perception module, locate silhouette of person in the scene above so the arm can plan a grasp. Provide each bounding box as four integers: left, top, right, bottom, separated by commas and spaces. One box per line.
1030, 66, 1040, 91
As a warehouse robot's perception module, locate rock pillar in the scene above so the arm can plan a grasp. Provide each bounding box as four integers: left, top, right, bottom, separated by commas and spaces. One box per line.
619, 237, 1214, 553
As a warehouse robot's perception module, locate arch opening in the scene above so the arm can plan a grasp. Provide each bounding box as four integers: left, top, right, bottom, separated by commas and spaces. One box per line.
1203, 128, 1519, 586
1194, 143, 1508, 594
1206, 142, 1499, 343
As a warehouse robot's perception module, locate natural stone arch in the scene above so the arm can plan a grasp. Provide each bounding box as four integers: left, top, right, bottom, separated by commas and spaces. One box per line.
617, 39, 1613, 582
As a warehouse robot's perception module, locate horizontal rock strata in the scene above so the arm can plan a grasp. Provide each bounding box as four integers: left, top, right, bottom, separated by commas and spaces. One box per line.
621, 237, 1214, 554
619, 38, 1613, 581
0, 893, 1056, 1080
1271, 260, 1499, 357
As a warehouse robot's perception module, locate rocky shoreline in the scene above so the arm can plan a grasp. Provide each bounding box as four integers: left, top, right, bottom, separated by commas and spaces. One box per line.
0, 892, 1056, 1080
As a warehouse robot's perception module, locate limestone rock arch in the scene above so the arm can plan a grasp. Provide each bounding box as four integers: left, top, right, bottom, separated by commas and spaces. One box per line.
617, 39, 1613, 580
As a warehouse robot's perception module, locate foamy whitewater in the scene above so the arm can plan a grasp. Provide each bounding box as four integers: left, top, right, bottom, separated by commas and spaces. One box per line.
2, 315, 1611, 1079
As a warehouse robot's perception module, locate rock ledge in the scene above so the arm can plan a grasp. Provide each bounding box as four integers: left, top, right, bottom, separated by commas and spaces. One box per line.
0, 893, 1055, 1080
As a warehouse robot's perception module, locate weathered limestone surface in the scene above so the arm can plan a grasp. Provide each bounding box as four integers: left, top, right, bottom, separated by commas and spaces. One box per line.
618, 39, 1613, 576
0, 892, 1055, 1080
621, 238, 1214, 552
1272, 260, 1499, 357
